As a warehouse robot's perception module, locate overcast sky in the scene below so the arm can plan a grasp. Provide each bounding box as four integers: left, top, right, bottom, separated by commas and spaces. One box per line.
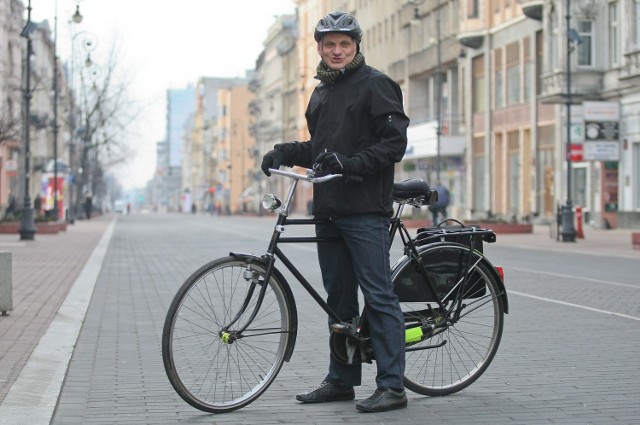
31, 0, 296, 190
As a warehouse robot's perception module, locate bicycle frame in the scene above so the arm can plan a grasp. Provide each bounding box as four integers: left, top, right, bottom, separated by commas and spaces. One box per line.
226, 168, 506, 342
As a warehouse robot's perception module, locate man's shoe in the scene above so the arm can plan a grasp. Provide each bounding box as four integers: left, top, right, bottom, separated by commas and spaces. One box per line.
296, 381, 355, 403
355, 387, 408, 412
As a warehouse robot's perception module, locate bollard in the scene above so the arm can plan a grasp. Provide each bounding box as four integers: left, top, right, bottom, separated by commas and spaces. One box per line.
0, 251, 12, 315
575, 206, 584, 239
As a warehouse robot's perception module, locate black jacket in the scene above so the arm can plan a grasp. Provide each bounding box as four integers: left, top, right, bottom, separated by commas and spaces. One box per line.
286, 61, 409, 218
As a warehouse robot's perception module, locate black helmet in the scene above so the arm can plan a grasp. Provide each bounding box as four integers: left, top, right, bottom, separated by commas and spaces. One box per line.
314, 11, 362, 44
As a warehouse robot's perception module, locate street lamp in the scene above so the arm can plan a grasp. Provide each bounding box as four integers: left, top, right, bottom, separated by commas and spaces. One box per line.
68, 23, 97, 222
435, 0, 442, 182
66, 5, 82, 223
561, 0, 578, 242
19, 0, 36, 240
51, 1, 60, 220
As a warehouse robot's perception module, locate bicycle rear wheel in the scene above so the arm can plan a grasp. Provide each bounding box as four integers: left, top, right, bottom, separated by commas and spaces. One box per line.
393, 243, 505, 396
162, 256, 294, 413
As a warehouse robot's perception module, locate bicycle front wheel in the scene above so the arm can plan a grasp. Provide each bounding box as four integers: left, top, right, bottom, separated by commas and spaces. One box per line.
162, 256, 294, 413
393, 243, 505, 396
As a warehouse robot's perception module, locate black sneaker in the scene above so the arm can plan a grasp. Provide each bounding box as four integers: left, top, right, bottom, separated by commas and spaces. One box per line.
296, 381, 355, 403
355, 387, 408, 412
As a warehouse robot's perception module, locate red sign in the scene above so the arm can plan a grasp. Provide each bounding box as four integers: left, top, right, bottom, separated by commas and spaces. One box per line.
569, 144, 583, 162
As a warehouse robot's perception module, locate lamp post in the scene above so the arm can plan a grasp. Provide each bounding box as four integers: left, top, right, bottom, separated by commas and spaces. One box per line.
19, 0, 36, 240
51, 1, 60, 220
561, 0, 577, 242
435, 0, 442, 182
66, 4, 84, 223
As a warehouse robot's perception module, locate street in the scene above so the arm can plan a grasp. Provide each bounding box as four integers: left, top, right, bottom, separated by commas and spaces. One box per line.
14, 214, 640, 424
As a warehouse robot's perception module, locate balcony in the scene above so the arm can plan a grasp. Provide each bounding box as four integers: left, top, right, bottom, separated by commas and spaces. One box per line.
519, 0, 544, 21
457, 30, 486, 49
538, 69, 603, 104
619, 48, 640, 83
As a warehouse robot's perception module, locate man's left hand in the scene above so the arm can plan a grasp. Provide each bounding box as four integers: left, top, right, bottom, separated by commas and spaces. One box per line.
314, 151, 353, 175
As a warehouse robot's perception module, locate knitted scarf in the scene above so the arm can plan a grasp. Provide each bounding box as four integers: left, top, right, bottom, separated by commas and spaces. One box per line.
316, 52, 365, 84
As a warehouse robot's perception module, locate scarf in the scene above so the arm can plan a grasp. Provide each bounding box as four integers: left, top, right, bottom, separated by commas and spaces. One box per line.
316, 52, 365, 85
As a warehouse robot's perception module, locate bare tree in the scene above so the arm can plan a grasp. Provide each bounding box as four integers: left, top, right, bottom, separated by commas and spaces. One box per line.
72, 36, 143, 209
0, 109, 20, 144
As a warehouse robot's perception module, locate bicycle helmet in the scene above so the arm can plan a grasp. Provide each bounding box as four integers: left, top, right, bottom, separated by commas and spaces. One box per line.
314, 11, 363, 44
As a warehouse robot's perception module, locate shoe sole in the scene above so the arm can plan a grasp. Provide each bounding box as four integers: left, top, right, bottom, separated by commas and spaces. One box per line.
296, 394, 355, 403
355, 399, 408, 413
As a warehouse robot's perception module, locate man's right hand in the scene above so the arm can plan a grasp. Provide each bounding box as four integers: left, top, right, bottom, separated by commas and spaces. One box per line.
261, 149, 285, 176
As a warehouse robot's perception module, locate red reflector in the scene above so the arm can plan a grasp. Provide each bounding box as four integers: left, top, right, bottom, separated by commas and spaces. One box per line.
495, 266, 504, 282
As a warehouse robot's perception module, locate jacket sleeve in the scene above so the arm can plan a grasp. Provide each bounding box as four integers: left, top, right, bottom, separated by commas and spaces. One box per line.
277, 140, 314, 169
349, 75, 409, 176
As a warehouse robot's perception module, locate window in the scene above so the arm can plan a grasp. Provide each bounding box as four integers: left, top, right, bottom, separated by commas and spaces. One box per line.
523, 37, 532, 101
609, 2, 619, 66
472, 55, 485, 113
577, 20, 594, 67
494, 49, 504, 108
636, 0, 640, 46
634, 143, 640, 209
549, 10, 558, 70
473, 136, 485, 212
506, 42, 520, 106
467, 0, 479, 18
536, 31, 543, 96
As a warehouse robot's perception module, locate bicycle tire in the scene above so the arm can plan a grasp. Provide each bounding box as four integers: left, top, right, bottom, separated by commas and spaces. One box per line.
392, 243, 505, 396
162, 256, 294, 413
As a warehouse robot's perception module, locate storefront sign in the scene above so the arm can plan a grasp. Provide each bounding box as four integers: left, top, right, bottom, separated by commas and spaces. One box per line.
584, 141, 620, 161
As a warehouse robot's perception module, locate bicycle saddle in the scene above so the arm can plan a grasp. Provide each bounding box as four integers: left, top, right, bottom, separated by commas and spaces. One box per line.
393, 179, 437, 204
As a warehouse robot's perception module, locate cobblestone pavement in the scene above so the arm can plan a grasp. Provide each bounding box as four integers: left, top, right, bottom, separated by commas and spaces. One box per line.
0, 213, 638, 424
0, 216, 111, 404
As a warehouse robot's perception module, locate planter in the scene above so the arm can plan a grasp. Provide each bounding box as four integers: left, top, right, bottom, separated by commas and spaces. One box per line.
633, 232, 640, 250
402, 219, 533, 234
0, 221, 68, 234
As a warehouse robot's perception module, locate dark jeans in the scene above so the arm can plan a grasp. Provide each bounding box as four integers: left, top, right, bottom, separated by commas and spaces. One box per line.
315, 214, 405, 390
431, 206, 447, 225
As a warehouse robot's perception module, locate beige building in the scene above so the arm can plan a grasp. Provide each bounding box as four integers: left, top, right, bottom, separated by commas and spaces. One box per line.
218, 85, 256, 214
0, 0, 24, 214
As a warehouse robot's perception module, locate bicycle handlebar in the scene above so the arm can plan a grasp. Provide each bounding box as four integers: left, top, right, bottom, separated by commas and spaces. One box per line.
268, 168, 361, 183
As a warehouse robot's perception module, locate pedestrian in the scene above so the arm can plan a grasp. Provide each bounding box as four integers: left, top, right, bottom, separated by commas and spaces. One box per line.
4, 192, 17, 219
261, 11, 409, 413
83, 192, 92, 220
34, 194, 42, 217
428, 181, 450, 225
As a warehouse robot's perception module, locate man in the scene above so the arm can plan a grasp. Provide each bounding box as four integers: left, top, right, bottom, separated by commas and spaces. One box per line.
261, 11, 409, 413
429, 181, 450, 225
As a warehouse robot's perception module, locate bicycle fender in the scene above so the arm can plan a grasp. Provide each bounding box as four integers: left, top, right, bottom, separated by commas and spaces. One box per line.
229, 252, 299, 361
478, 254, 509, 314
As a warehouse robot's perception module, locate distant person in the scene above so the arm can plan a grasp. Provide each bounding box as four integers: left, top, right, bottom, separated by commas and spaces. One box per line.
34, 194, 42, 217
84, 192, 93, 220
429, 182, 450, 225
4, 192, 17, 219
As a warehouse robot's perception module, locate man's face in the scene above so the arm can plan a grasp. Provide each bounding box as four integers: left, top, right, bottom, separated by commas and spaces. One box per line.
317, 33, 357, 70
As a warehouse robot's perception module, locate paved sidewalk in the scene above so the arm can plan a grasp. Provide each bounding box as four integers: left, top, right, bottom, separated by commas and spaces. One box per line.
493, 223, 639, 259
0, 215, 636, 424
0, 215, 113, 404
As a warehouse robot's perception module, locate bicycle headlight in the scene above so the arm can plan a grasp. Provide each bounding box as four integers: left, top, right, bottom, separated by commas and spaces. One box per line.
262, 194, 282, 211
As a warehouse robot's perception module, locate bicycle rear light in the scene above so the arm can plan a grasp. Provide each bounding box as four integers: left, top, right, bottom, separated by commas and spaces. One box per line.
262, 194, 282, 211
495, 266, 504, 282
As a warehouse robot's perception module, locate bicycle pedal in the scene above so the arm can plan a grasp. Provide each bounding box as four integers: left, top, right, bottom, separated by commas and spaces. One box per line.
330, 323, 350, 333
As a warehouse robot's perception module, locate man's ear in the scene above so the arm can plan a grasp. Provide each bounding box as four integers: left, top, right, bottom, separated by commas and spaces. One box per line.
316, 40, 322, 56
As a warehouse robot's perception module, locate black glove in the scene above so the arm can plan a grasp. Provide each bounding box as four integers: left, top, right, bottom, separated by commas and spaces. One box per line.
314, 151, 354, 175
261, 149, 285, 176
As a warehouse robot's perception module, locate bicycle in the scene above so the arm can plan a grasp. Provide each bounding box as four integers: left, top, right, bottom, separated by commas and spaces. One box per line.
162, 167, 509, 413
